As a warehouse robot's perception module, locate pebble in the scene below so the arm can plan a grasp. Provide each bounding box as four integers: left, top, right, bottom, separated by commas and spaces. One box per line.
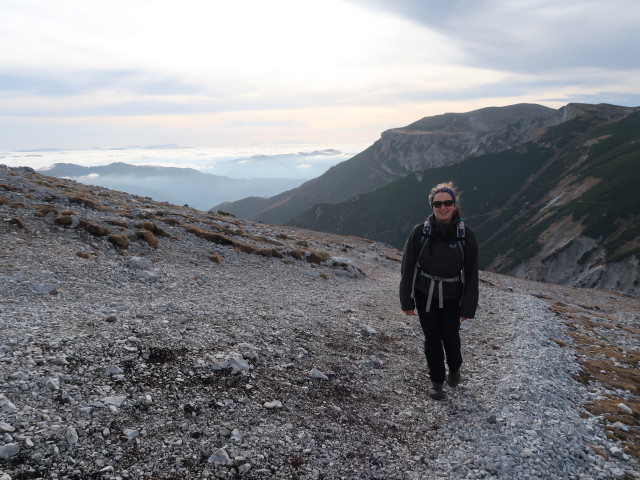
0, 423, 15, 433
123, 429, 140, 439
65, 426, 79, 446
102, 396, 127, 407
104, 365, 124, 376
208, 448, 230, 464
309, 368, 329, 380
617, 403, 633, 415
0, 444, 20, 460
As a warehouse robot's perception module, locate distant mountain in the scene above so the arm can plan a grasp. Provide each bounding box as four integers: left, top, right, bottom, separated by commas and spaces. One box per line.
287, 103, 640, 295
214, 103, 563, 223
39, 162, 307, 211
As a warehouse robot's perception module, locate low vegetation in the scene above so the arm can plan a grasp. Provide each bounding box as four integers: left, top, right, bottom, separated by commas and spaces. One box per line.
548, 298, 640, 462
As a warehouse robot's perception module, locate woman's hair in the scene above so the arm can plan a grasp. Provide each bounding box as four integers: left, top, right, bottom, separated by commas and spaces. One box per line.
429, 181, 461, 216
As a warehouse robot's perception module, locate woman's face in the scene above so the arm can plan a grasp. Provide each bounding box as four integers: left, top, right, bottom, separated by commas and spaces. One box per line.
432, 192, 455, 224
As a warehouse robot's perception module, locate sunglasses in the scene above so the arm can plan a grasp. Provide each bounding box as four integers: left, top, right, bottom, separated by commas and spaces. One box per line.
431, 200, 455, 208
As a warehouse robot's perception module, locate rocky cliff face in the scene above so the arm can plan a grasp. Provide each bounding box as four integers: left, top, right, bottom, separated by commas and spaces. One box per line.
372, 102, 618, 178
510, 235, 639, 294
372, 103, 563, 178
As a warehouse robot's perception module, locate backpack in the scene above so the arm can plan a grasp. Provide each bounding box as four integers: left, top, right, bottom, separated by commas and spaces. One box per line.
411, 217, 467, 308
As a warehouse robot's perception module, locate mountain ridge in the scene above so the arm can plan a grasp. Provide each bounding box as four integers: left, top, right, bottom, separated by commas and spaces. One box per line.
213, 103, 572, 223
287, 104, 640, 295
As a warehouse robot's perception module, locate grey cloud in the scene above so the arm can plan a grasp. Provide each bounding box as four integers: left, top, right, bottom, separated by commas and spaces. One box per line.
0, 67, 336, 117
539, 92, 640, 106
0, 70, 205, 97
234, 149, 344, 164
0, 73, 77, 96
345, 0, 640, 72
399, 81, 640, 109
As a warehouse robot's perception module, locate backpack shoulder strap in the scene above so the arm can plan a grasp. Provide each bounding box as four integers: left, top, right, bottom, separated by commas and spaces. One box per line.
457, 217, 466, 249
410, 221, 431, 300
420, 221, 431, 250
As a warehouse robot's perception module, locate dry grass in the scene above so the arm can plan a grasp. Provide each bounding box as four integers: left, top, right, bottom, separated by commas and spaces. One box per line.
8, 217, 26, 229
106, 219, 129, 228
287, 248, 333, 264
34, 205, 59, 217
54, 215, 75, 227
0, 183, 22, 192
182, 225, 335, 264
208, 252, 221, 264
246, 234, 284, 246
255, 247, 285, 258
68, 195, 100, 210
548, 300, 640, 462
0, 195, 25, 207
591, 397, 640, 461
185, 226, 237, 245
184, 225, 261, 255
108, 234, 129, 250
79, 220, 111, 237
160, 217, 182, 226
137, 221, 169, 237
136, 230, 158, 248
302, 249, 332, 264
288, 249, 305, 261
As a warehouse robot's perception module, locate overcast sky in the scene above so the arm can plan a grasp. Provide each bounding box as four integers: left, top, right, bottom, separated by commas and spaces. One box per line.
1, 0, 639, 150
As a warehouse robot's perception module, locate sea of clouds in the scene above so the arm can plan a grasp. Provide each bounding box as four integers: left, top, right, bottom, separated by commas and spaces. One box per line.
0, 143, 369, 180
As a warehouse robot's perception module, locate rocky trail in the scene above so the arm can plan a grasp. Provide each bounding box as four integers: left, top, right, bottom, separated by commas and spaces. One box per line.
1, 165, 638, 479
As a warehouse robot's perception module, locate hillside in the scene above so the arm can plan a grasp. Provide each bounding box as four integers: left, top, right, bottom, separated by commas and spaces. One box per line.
41, 162, 305, 211
1, 165, 638, 479
288, 104, 640, 296
214, 103, 562, 224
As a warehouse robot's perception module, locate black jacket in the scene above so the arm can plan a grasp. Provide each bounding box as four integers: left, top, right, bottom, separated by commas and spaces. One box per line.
399, 214, 479, 318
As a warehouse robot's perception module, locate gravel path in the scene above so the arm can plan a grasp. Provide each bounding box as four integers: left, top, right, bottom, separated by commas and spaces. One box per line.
1, 165, 638, 479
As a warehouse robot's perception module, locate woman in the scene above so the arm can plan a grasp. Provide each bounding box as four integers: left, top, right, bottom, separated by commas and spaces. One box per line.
399, 182, 479, 400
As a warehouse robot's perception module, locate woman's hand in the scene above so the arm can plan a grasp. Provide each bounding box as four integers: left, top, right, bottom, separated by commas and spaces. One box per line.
403, 310, 415, 316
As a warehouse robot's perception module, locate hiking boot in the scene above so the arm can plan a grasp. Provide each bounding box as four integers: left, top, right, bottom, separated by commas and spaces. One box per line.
446, 369, 461, 388
428, 382, 444, 400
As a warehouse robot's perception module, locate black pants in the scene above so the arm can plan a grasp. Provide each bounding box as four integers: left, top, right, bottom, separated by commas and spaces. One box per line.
415, 290, 462, 384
